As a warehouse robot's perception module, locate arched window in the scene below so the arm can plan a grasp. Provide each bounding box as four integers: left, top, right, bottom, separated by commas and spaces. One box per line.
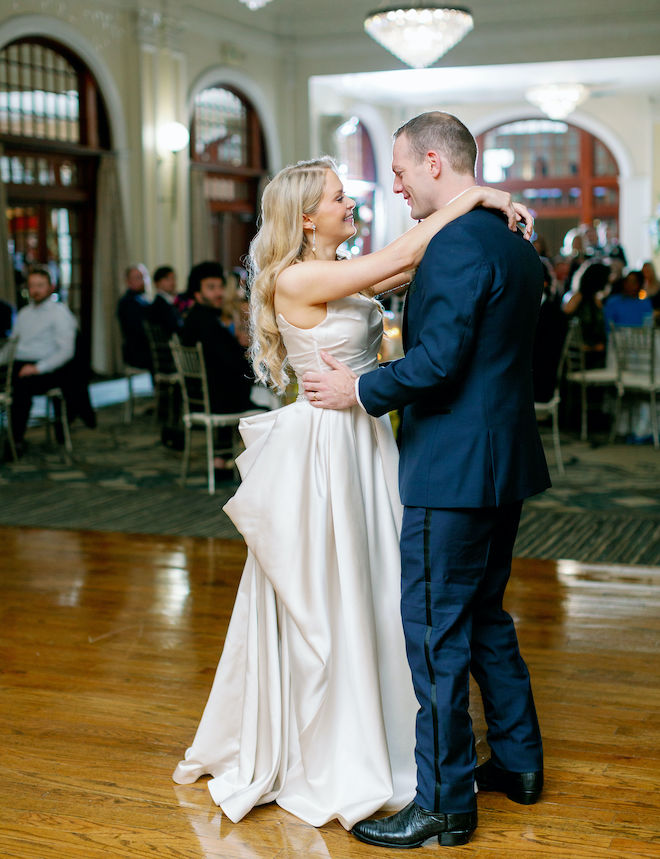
331, 117, 376, 256
476, 119, 619, 257
190, 84, 267, 268
0, 37, 110, 341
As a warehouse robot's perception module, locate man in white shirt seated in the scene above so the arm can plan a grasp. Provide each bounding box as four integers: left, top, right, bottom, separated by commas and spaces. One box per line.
5, 266, 77, 453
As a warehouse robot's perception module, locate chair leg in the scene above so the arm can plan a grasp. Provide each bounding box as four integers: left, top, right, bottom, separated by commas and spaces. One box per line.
45, 396, 54, 444
153, 380, 161, 425
180, 422, 191, 487
59, 395, 73, 454
609, 388, 622, 444
169, 382, 179, 427
1, 405, 18, 461
580, 383, 588, 441
46, 392, 73, 455
552, 408, 564, 475
206, 424, 215, 495
124, 375, 134, 424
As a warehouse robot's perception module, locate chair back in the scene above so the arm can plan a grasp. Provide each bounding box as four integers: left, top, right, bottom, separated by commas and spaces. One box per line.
144, 320, 176, 376
610, 320, 656, 384
0, 337, 18, 399
169, 335, 212, 416
563, 317, 587, 377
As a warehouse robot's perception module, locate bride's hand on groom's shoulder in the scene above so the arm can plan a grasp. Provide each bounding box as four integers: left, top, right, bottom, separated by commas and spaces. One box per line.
477, 187, 534, 240
302, 352, 358, 410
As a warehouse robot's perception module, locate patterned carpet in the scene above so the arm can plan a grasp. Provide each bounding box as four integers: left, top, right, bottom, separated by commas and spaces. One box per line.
1, 389, 659, 564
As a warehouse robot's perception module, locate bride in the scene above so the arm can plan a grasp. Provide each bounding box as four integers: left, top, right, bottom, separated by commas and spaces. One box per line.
172, 157, 532, 829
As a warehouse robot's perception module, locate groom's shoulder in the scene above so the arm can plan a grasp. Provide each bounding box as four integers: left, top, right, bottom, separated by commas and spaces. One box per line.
430, 207, 506, 242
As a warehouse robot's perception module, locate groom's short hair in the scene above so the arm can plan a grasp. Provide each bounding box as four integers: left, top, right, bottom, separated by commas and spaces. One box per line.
394, 112, 477, 176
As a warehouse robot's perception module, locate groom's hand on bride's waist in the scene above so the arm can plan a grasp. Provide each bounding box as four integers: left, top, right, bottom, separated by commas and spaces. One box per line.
302, 352, 358, 410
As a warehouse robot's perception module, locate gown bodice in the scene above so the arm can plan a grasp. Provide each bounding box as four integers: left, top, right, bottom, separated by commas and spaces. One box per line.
277, 293, 383, 384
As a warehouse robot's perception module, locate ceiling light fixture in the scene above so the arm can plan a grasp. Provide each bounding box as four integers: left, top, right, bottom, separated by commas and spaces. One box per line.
525, 83, 589, 120
364, 6, 473, 69
238, 0, 274, 9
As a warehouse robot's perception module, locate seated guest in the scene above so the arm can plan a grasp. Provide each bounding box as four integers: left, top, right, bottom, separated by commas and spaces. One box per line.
0, 298, 14, 338
641, 261, 660, 321
2, 266, 77, 454
604, 270, 654, 328
181, 261, 254, 416
174, 279, 196, 319
148, 265, 183, 335
562, 261, 609, 368
117, 264, 151, 369
533, 258, 567, 402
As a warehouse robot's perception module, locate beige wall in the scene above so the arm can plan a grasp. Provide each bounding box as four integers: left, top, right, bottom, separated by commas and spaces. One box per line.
310, 85, 660, 265
2, 2, 659, 280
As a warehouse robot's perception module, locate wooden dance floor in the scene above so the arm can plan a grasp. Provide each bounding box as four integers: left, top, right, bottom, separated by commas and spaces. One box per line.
1, 525, 659, 858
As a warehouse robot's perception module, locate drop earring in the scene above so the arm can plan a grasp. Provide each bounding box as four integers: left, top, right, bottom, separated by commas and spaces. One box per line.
311, 223, 316, 255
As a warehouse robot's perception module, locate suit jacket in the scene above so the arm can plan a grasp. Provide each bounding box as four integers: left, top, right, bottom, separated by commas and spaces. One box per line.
181, 302, 253, 414
117, 290, 151, 369
359, 208, 550, 509
148, 293, 183, 336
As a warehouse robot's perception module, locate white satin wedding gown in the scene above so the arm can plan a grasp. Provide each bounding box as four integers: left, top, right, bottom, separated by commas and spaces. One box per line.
172, 293, 417, 829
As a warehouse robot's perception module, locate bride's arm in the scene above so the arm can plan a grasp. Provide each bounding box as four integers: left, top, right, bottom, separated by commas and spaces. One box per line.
362, 195, 533, 299
277, 187, 531, 306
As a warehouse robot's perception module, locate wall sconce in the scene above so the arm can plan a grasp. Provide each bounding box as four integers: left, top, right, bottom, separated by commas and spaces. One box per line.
157, 121, 190, 155
156, 122, 190, 218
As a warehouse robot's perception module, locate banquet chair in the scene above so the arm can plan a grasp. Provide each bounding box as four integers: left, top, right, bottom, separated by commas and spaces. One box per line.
122, 365, 148, 424
563, 317, 621, 441
609, 320, 659, 448
0, 337, 18, 461
169, 336, 261, 495
143, 320, 179, 425
0, 338, 73, 456
534, 327, 572, 475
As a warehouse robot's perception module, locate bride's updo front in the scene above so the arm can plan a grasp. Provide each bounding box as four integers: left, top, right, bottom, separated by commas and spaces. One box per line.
248, 157, 337, 391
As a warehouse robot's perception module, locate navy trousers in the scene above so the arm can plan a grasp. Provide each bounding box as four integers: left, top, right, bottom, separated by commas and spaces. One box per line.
400, 502, 542, 814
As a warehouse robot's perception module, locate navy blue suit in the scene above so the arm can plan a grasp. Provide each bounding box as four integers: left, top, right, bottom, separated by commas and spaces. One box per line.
359, 208, 550, 814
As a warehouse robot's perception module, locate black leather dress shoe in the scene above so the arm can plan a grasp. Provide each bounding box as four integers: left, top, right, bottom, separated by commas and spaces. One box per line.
351, 800, 477, 848
475, 758, 543, 805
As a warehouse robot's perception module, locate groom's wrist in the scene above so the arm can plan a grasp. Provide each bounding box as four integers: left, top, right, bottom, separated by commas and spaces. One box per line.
354, 378, 366, 412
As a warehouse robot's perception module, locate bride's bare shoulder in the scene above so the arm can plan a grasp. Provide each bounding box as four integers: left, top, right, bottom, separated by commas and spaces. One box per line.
276, 260, 313, 295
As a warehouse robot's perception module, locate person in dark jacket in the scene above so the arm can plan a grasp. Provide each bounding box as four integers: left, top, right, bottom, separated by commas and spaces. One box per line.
117, 264, 151, 370
181, 261, 254, 415
148, 265, 183, 335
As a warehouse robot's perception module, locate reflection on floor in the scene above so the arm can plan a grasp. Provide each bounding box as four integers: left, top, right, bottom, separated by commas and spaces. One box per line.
1, 526, 658, 858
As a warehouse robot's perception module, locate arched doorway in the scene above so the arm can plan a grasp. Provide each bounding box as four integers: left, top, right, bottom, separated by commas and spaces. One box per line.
0, 37, 111, 351
331, 116, 377, 257
189, 84, 268, 269
476, 118, 619, 258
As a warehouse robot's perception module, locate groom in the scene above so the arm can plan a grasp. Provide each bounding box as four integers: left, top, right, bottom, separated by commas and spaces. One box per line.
302, 112, 550, 848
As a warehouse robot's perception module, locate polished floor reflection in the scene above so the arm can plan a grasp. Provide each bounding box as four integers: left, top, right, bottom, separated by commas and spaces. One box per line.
1, 526, 658, 858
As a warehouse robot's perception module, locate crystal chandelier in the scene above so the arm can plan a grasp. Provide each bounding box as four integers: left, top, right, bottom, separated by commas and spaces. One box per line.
525, 83, 589, 120
239, 0, 274, 9
364, 6, 474, 69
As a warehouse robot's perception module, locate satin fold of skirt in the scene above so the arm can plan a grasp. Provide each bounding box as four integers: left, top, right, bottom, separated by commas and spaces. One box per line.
172, 400, 417, 829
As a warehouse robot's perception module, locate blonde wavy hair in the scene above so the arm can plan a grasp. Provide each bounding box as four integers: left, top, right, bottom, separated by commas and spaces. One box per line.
247, 157, 337, 391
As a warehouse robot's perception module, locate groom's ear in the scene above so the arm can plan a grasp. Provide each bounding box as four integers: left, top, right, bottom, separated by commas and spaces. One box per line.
426, 150, 442, 178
